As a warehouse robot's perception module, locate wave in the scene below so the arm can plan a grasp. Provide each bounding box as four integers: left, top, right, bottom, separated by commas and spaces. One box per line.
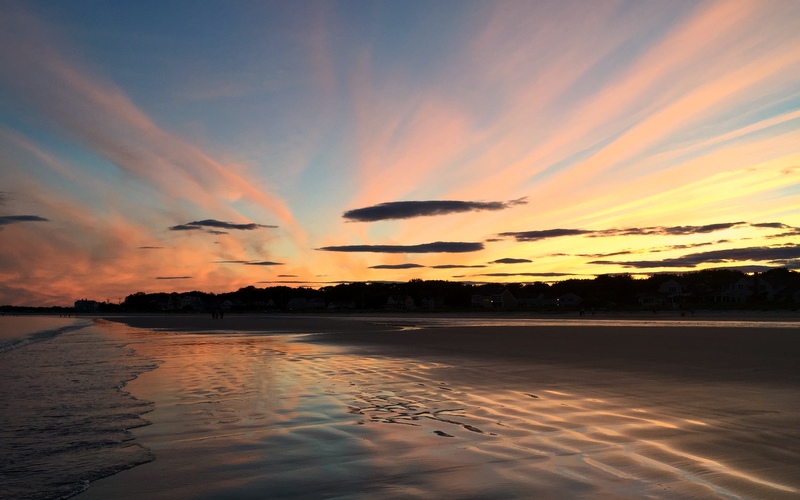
0, 318, 94, 354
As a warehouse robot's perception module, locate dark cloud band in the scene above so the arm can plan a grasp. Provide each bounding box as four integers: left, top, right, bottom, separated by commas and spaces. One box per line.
589, 244, 800, 269
476, 272, 576, 277
318, 241, 484, 253
216, 260, 283, 266
343, 198, 527, 222
169, 219, 277, 231
491, 257, 532, 264
432, 264, 487, 269
0, 215, 49, 226
499, 222, 784, 241
369, 263, 425, 269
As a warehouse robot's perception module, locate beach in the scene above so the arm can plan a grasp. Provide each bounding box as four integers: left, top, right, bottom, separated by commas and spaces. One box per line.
74, 313, 800, 499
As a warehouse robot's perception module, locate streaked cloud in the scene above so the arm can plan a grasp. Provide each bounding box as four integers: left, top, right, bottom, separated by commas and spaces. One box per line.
216, 260, 283, 266
318, 242, 484, 253
500, 229, 591, 241
500, 222, 772, 242
589, 244, 800, 269
169, 219, 276, 232
369, 263, 425, 269
491, 257, 532, 264
155, 276, 194, 280
343, 198, 527, 222
475, 272, 577, 277
431, 264, 488, 269
0, 215, 49, 226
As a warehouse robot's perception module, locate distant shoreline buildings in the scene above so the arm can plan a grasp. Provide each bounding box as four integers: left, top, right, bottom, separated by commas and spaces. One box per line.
56, 268, 799, 314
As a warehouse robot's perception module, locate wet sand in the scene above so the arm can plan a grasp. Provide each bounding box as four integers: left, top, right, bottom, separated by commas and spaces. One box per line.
78, 314, 800, 499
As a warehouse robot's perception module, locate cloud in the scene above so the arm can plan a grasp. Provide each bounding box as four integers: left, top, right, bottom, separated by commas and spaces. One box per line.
577, 250, 634, 258
501, 222, 761, 241
343, 198, 528, 222
499, 228, 592, 241
369, 263, 425, 269
216, 260, 283, 266
169, 219, 276, 232
431, 264, 488, 269
0, 215, 49, 226
278, 274, 298, 277
589, 244, 800, 269
317, 241, 484, 253
155, 276, 194, 280
593, 222, 747, 237
0, 191, 8, 205
475, 272, 576, 277
491, 257, 532, 264
138, 246, 163, 249
751, 222, 792, 229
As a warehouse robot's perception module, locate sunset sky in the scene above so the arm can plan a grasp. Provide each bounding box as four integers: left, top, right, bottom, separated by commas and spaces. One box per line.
1, 0, 799, 306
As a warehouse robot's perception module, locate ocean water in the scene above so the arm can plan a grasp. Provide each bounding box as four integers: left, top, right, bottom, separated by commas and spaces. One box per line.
0, 316, 159, 499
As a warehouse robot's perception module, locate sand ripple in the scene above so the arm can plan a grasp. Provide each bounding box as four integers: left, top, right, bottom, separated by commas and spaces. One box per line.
79, 325, 800, 499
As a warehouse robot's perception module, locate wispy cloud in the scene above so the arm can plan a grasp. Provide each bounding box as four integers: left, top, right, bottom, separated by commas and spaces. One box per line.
475, 272, 576, 277
589, 244, 800, 269
501, 222, 759, 242
369, 263, 425, 269
138, 246, 163, 249
491, 257, 532, 264
0, 215, 49, 226
216, 260, 283, 266
155, 276, 194, 280
500, 229, 591, 241
431, 264, 487, 269
318, 242, 484, 253
169, 219, 277, 232
343, 198, 527, 222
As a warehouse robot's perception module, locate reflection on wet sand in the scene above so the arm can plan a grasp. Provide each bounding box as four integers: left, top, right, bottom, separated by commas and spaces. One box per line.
79, 319, 800, 499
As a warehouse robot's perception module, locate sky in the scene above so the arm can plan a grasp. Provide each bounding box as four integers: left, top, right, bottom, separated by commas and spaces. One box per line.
1, 0, 799, 306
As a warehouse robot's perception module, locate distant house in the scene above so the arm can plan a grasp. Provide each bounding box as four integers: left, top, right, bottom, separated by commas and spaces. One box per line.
658, 279, 683, 296
179, 295, 205, 311
638, 294, 664, 307
558, 292, 582, 307
328, 300, 356, 310
308, 298, 326, 309
74, 299, 99, 313
386, 295, 415, 310
471, 288, 517, 309
286, 297, 308, 310
715, 278, 755, 303
420, 297, 445, 309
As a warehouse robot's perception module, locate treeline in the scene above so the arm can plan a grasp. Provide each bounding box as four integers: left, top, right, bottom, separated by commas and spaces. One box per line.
114, 268, 799, 313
